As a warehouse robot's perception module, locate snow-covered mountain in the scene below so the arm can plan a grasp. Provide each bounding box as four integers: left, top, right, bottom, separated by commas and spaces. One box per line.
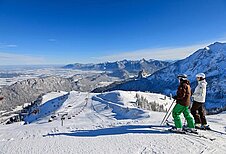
0, 72, 120, 112
93, 42, 226, 111
0, 76, 75, 112
147, 42, 226, 109
63, 59, 171, 76
1, 90, 226, 154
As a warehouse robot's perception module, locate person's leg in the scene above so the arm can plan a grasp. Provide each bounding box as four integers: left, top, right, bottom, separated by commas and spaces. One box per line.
198, 104, 207, 125
183, 107, 195, 128
172, 104, 185, 128
190, 101, 202, 125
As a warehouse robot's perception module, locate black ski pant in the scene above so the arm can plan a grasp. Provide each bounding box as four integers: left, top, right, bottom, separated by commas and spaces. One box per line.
191, 101, 207, 125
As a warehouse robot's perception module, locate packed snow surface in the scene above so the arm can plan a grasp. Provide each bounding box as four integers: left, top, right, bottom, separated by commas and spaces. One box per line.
0, 90, 226, 154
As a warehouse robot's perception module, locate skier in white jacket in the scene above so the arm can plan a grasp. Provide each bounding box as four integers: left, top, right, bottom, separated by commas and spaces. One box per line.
191, 73, 210, 130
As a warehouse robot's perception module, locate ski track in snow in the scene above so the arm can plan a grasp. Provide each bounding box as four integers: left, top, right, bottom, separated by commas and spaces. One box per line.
0, 90, 226, 154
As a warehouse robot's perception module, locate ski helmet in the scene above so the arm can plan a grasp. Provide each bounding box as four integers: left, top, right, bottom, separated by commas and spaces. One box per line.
177, 74, 187, 80
196, 73, 205, 79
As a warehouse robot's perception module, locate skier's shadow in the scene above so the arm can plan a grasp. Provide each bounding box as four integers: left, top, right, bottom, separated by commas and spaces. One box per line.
43, 125, 170, 137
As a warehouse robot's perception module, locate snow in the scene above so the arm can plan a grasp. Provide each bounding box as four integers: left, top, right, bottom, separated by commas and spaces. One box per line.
41, 91, 68, 105
0, 90, 226, 154
96, 91, 173, 110
205, 46, 210, 50
98, 81, 114, 87
23, 92, 69, 123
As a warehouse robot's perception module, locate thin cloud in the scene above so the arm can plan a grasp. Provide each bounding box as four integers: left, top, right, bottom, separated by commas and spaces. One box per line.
0, 52, 46, 65
48, 39, 57, 42
93, 40, 226, 62
0, 43, 18, 48
6, 44, 17, 48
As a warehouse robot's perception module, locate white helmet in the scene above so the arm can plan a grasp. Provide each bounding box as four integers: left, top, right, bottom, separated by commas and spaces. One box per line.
196, 73, 205, 78
177, 74, 187, 80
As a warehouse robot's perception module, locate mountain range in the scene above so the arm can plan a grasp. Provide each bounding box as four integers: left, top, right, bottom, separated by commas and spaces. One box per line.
63, 59, 171, 78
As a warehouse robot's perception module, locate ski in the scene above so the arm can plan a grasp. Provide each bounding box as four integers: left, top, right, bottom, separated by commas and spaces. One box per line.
169, 129, 216, 141
196, 127, 226, 135
166, 122, 216, 141
149, 123, 216, 141
169, 120, 226, 136
206, 129, 226, 135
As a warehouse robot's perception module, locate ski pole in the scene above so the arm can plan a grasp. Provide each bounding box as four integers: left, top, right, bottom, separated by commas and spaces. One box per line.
160, 100, 175, 125
164, 100, 177, 124
164, 105, 175, 125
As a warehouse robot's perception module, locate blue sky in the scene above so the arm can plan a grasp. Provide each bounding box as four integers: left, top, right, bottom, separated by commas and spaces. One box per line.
0, 0, 226, 65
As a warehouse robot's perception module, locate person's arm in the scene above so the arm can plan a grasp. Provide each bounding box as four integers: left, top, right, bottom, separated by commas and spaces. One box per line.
193, 84, 200, 96
176, 84, 187, 100
192, 89, 197, 97
200, 83, 206, 96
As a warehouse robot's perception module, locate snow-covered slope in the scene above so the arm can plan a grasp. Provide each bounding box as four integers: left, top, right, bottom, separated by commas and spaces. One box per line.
0, 90, 226, 154
23, 92, 69, 123
41, 91, 69, 104
23, 90, 172, 124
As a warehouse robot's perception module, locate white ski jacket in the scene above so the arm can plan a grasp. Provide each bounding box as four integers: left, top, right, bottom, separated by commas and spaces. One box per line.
192, 80, 207, 103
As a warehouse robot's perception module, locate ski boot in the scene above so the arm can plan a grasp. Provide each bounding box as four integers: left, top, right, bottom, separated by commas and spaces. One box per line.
184, 127, 198, 134
169, 127, 185, 134
195, 123, 202, 129
201, 125, 211, 130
